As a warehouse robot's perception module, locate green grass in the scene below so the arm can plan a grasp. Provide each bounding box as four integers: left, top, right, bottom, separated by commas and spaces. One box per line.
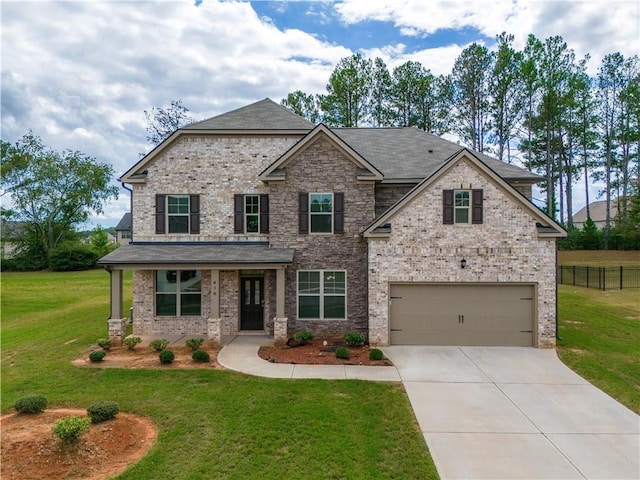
559, 250, 640, 266
1, 270, 438, 479
557, 285, 640, 413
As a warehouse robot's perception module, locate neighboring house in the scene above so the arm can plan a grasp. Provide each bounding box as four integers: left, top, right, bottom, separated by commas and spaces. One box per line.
1, 221, 27, 258
98, 98, 565, 348
572, 199, 620, 229
115, 213, 132, 244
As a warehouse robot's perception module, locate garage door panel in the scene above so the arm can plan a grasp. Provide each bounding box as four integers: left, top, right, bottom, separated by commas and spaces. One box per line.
390, 284, 534, 346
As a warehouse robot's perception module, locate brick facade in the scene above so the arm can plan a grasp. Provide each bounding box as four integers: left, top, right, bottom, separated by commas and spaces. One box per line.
367, 159, 557, 347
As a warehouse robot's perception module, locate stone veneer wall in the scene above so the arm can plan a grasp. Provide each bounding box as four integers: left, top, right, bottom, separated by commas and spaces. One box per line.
133, 135, 301, 242
367, 159, 557, 348
268, 136, 376, 337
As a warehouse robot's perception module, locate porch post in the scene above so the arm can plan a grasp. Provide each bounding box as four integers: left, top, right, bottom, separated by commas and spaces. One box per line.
273, 267, 288, 346
109, 269, 123, 319
208, 269, 222, 345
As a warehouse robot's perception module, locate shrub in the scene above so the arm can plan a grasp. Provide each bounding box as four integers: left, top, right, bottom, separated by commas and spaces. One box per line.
344, 332, 365, 346
89, 350, 106, 362
123, 336, 142, 351
14, 395, 47, 414
52, 416, 91, 444
49, 241, 99, 271
96, 338, 113, 351
159, 349, 175, 364
186, 337, 204, 351
192, 349, 210, 363
87, 401, 119, 423
369, 348, 384, 361
335, 347, 350, 359
293, 330, 314, 345
150, 339, 169, 352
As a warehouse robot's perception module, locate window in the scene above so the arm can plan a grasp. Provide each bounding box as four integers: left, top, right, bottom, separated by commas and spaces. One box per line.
443, 189, 483, 225
299, 192, 344, 234
155, 194, 200, 234
297, 270, 346, 319
455, 190, 470, 224
168, 195, 189, 233
234, 194, 269, 234
156, 270, 202, 316
121, 230, 131, 239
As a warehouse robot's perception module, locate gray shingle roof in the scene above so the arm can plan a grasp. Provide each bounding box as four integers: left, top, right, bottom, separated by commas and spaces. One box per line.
115, 213, 131, 231
333, 128, 540, 182
184, 98, 314, 131
97, 243, 295, 265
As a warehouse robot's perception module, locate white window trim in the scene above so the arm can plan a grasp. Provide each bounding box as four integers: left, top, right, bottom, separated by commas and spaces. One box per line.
167, 194, 190, 234
309, 192, 334, 234
297, 269, 347, 320
155, 270, 202, 317
244, 194, 260, 234
454, 190, 471, 225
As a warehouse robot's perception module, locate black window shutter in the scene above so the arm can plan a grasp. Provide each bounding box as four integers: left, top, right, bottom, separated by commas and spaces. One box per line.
234, 194, 244, 234
259, 194, 269, 234
189, 194, 200, 234
443, 190, 454, 224
334, 192, 344, 233
299, 192, 309, 234
155, 194, 166, 234
472, 189, 483, 224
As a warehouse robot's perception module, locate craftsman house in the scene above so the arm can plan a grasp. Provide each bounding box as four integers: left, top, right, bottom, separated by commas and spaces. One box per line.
98, 98, 565, 347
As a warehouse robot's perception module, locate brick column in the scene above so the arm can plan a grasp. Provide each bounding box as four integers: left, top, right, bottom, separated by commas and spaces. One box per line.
273, 317, 288, 346
207, 318, 222, 345
108, 318, 127, 345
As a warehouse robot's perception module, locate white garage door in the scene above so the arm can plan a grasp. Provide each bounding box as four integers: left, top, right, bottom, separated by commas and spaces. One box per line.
389, 284, 535, 346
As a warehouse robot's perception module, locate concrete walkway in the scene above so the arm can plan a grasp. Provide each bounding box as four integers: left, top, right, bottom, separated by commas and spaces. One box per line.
218, 337, 639, 479
383, 346, 640, 480
217, 335, 401, 381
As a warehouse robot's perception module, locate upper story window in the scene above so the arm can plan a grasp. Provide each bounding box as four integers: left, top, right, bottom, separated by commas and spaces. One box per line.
443, 189, 483, 225
299, 192, 344, 234
234, 194, 269, 234
155, 194, 200, 234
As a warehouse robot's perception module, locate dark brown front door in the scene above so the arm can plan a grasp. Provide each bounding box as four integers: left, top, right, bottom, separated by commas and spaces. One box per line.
240, 276, 264, 330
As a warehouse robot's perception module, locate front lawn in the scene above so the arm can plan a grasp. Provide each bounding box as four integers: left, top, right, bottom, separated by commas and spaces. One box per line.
1, 270, 438, 479
557, 284, 640, 413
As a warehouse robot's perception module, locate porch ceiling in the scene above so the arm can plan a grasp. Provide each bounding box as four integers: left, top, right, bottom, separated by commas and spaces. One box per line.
97, 242, 295, 269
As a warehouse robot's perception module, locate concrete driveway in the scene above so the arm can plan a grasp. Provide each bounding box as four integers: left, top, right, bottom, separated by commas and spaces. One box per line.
382, 346, 640, 480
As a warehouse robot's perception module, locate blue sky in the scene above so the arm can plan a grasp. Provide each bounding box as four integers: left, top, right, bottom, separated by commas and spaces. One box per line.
1, 0, 638, 226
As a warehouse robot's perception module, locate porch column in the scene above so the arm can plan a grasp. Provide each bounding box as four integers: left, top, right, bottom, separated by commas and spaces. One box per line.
109, 269, 123, 319
208, 269, 222, 344
273, 267, 288, 346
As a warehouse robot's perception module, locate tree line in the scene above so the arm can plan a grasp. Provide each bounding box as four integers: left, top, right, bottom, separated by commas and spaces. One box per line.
281, 33, 639, 249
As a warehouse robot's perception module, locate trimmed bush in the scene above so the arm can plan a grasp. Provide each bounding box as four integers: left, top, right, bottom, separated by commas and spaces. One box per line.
89, 350, 106, 362
335, 347, 350, 359
369, 348, 384, 361
344, 332, 365, 347
159, 349, 175, 364
192, 349, 210, 363
293, 330, 314, 345
52, 416, 91, 443
96, 338, 113, 351
14, 395, 47, 414
49, 241, 99, 272
186, 337, 204, 351
123, 336, 142, 351
150, 339, 169, 352
87, 401, 119, 423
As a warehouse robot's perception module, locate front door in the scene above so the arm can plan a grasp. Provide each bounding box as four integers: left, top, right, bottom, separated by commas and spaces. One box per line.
240, 276, 264, 330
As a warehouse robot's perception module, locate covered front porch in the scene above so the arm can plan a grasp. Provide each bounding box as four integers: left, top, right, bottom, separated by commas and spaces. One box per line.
97, 242, 294, 345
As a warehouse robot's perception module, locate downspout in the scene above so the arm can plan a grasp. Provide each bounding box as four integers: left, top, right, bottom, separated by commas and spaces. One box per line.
121, 182, 133, 243
555, 238, 561, 344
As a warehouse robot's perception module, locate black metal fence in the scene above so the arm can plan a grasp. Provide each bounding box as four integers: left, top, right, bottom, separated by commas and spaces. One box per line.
558, 265, 640, 290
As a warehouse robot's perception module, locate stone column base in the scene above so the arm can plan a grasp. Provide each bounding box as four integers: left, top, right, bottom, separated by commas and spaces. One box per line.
273, 317, 288, 346
108, 318, 127, 345
207, 318, 222, 346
